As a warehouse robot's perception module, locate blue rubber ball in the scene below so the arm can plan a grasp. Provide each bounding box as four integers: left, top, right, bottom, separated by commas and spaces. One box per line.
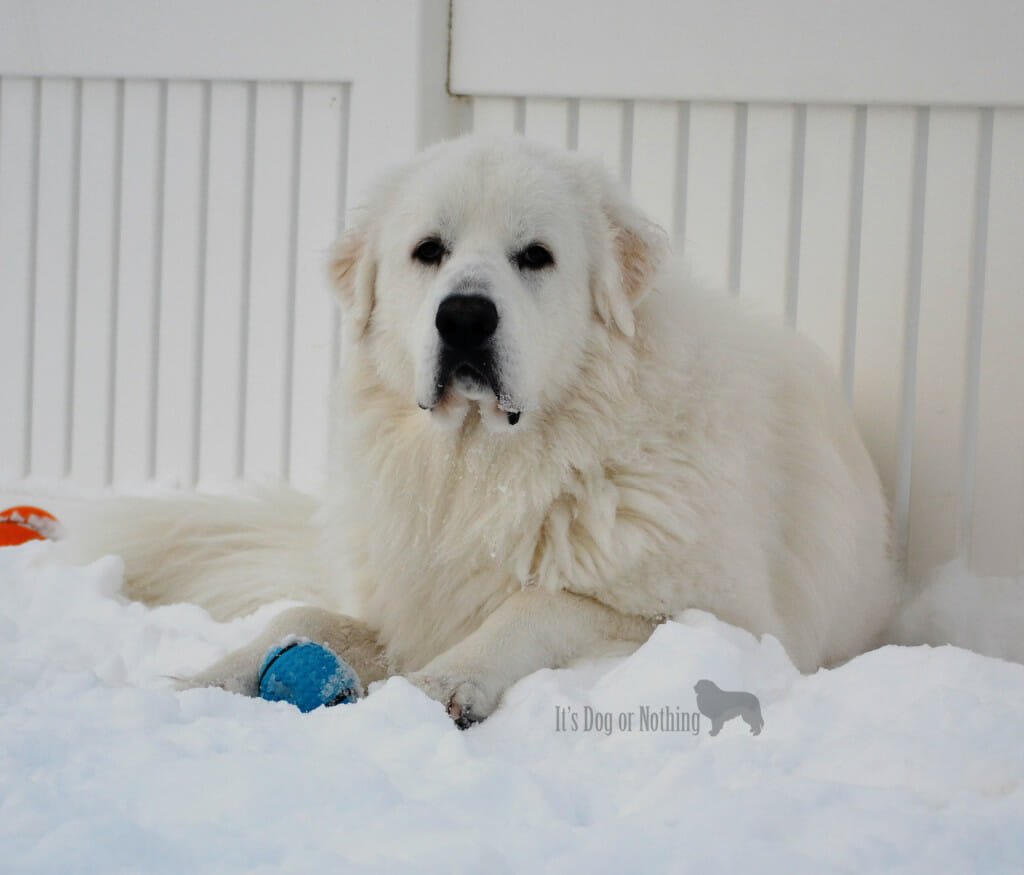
258, 641, 361, 712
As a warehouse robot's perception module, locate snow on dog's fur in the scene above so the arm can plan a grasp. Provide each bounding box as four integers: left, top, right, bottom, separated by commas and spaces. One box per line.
72, 136, 901, 724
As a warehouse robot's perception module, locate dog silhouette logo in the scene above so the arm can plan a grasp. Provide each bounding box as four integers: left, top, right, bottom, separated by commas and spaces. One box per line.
694, 680, 764, 736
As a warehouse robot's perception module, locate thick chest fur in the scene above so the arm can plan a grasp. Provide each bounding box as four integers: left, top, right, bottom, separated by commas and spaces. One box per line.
326, 391, 737, 673
324, 289, 898, 675
327, 405, 556, 670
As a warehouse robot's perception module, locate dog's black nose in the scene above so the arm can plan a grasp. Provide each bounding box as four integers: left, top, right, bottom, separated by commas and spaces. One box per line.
435, 295, 499, 350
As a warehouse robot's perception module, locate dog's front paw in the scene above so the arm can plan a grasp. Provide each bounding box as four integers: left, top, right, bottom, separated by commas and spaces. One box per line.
170, 647, 265, 698
407, 670, 500, 729
172, 665, 258, 697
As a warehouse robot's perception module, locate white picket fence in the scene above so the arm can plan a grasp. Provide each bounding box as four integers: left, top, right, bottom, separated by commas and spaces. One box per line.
1, 0, 1021, 585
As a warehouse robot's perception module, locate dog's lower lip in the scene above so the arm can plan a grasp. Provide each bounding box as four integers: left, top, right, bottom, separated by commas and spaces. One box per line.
454, 362, 487, 384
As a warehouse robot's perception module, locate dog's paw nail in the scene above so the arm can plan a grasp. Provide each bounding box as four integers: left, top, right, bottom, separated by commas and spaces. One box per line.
447, 695, 481, 730
409, 672, 493, 727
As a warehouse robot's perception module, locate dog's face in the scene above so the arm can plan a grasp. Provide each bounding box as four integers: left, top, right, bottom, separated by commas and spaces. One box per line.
331, 137, 665, 433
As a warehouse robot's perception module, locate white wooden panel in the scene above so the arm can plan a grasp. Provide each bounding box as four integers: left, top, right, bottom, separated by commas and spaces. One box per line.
451, 0, 1024, 106
523, 98, 572, 148
0, 75, 360, 493
110, 80, 160, 486
794, 106, 858, 380
738, 104, 796, 320
0, 77, 37, 481
2, 5, 449, 495
906, 109, 982, 583
970, 110, 1024, 577
287, 83, 348, 493
154, 81, 205, 487
306, 4, 449, 213
575, 99, 627, 179
27, 78, 76, 480
1, 0, 450, 84
195, 82, 249, 488
69, 80, 119, 488
629, 101, 678, 235
681, 103, 737, 288
243, 83, 299, 481
851, 107, 918, 527
471, 97, 520, 136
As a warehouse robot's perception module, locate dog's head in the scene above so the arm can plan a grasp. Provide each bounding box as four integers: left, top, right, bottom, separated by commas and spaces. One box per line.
330, 136, 666, 433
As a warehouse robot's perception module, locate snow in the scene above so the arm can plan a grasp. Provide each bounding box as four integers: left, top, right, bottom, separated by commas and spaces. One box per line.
890, 558, 1024, 666
2, 541, 1024, 873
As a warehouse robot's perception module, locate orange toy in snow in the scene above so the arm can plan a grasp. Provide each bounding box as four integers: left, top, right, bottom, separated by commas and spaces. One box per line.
0, 506, 64, 547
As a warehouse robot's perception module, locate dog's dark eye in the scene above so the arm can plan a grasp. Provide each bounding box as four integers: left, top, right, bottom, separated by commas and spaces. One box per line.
412, 237, 447, 266
515, 243, 554, 271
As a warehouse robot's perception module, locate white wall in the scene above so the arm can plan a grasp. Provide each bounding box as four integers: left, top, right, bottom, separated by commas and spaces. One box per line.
1, 0, 1021, 585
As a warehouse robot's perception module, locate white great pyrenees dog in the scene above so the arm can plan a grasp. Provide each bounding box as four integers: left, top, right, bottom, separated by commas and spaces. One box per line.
79, 136, 900, 726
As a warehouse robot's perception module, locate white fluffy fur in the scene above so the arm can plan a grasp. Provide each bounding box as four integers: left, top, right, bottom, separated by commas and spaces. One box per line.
75, 136, 901, 721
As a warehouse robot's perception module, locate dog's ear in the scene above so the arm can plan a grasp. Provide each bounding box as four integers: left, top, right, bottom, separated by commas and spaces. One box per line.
329, 217, 377, 338
592, 183, 668, 338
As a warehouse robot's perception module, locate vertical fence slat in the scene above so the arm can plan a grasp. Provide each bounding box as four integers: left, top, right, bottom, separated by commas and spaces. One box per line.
243, 82, 299, 481
70, 79, 119, 488
629, 100, 678, 235
727, 104, 748, 295
793, 105, 858, 378
0, 77, 36, 482
523, 97, 572, 148
279, 83, 301, 483
195, 81, 249, 488
575, 99, 627, 179
287, 83, 347, 494
331, 86, 350, 376
906, 108, 983, 583
470, 97, 520, 136
238, 82, 259, 474
969, 108, 1024, 577
738, 104, 796, 319
63, 79, 83, 477
153, 81, 204, 487
956, 109, 992, 564
28, 77, 76, 482
682, 102, 737, 290
784, 106, 807, 326
841, 107, 867, 398
111, 80, 161, 486
851, 107, 918, 524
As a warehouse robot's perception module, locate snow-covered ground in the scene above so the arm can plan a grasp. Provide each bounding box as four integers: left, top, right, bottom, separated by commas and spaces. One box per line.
2, 540, 1023, 874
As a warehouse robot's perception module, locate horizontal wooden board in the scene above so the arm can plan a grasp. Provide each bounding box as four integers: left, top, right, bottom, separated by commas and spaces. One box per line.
452, 0, 1024, 106
0, 0, 445, 82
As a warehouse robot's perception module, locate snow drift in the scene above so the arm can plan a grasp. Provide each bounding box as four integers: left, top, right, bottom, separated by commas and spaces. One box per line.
1, 541, 1023, 873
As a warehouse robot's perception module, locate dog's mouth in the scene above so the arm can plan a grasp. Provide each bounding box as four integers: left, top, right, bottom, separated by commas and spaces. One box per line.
422, 352, 521, 427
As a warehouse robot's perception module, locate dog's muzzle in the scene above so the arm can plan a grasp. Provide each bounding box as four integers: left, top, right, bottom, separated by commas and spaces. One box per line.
426, 293, 520, 425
